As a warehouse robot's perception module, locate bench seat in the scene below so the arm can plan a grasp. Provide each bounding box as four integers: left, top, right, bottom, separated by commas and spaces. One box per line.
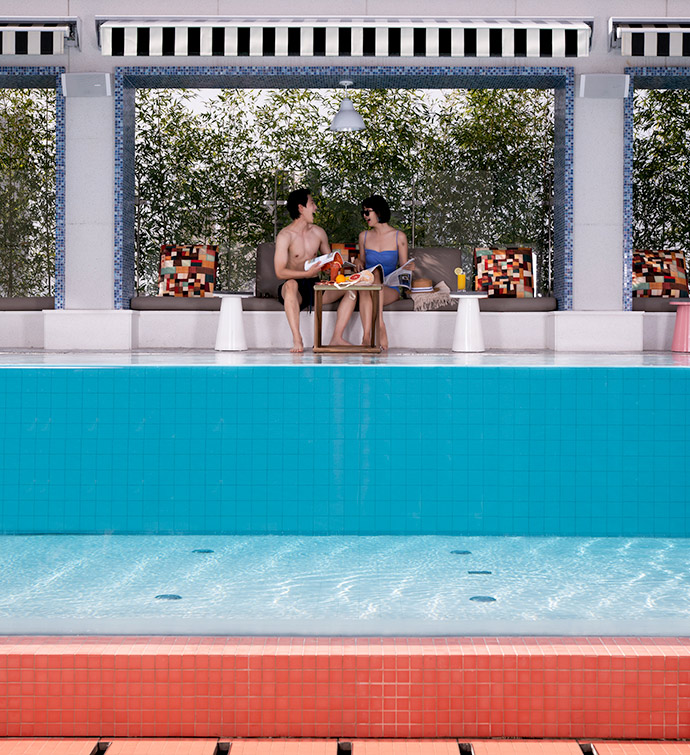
131, 243, 558, 312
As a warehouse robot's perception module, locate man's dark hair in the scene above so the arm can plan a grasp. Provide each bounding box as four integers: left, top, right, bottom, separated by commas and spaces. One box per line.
362, 194, 391, 223
287, 188, 312, 220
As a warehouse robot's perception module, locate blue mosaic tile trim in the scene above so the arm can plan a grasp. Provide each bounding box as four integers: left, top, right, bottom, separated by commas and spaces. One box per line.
623, 76, 635, 312
114, 64, 574, 310
625, 67, 690, 313
0, 67, 65, 308
1, 365, 688, 536
552, 70, 574, 310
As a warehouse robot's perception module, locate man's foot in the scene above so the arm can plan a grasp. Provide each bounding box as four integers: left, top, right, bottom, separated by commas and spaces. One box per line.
329, 335, 352, 347
290, 339, 304, 353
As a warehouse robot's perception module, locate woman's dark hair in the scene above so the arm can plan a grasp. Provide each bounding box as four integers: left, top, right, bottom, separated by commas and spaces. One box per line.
287, 188, 312, 220
362, 194, 391, 223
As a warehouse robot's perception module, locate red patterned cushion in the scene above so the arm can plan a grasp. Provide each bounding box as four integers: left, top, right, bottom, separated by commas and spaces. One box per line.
474, 247, 534, 297
632, 250, 688, 297
159, 244, 218, 297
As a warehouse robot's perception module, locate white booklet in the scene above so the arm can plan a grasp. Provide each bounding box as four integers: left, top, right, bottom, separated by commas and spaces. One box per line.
382, 258, 415, 289
304, 251, 338, 271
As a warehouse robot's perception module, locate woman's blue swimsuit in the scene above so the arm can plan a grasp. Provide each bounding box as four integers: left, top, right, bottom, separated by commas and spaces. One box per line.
364, 231, 400, 293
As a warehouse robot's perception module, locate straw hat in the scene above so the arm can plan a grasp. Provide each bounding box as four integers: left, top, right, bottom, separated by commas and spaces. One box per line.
411, 278, 433, 289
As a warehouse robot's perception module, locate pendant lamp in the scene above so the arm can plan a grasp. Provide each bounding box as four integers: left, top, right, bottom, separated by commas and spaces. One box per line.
329, 80, 365, 132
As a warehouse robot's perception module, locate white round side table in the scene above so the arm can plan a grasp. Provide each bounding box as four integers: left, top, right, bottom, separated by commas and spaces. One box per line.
449, 291, 488, 352
214, 293, 252, 351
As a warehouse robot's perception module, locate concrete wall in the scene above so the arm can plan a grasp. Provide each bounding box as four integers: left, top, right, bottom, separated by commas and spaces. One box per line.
0, 310, 667, 351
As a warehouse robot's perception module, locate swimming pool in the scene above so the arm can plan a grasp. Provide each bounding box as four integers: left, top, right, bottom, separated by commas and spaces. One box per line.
1, 352, 689, 741
2, 534, 690, 635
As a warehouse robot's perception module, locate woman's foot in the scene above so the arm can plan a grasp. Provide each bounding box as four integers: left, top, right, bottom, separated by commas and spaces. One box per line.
290, 338, 304, 353
379, 325, 388, 350
361, 331, 371, 346
329, 335, 352, 347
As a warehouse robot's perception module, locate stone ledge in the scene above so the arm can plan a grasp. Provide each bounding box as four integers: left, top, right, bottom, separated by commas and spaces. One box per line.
130, 296, 558, 313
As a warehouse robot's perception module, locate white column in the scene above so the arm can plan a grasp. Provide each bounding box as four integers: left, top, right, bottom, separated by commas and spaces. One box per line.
572, 97, 625, 310
64, 97, 115, 309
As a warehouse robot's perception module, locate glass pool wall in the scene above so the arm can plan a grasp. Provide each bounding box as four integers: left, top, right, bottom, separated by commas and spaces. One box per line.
0, 364, 687, 537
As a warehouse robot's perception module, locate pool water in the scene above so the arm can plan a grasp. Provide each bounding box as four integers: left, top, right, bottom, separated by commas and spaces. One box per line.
3, 534, 690, 635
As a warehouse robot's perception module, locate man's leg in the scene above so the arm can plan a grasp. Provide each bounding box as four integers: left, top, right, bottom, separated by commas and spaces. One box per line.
323, 290, 357, 346
280, 279, 304, 352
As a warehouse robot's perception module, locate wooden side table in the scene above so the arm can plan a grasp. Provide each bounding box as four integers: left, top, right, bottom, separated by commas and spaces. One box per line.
313, 283, 382, 353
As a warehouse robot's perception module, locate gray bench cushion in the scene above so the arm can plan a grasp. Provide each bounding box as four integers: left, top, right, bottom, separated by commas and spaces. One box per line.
256, 242, 282, 298
131, 296, 221, 311
0, 297, 54, 311
633, 297, 687, 312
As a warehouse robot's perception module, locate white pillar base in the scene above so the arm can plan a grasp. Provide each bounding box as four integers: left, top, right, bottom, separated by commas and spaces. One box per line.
548, 311, 643, 352
44, 310, 133, 350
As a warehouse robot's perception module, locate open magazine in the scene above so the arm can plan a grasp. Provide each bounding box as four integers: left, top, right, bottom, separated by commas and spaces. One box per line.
304, 251, 340, 271
382, 258, 415, 289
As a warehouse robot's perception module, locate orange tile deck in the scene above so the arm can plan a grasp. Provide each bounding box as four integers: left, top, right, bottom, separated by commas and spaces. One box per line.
352, 740, 459, 755
2, 741, 690, 754
0, 742, 98, 755
106, 740, 217, 754
230, 741, 335, 755
0, 636, 689, 740
472, 743, 584, 755
593, 746, 690, 755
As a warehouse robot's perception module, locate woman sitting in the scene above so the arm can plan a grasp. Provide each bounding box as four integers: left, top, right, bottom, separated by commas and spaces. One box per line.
355, 194, 411, 350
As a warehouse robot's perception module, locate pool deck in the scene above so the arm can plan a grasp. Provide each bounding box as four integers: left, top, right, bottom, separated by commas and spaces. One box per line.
0, 348, 688, 367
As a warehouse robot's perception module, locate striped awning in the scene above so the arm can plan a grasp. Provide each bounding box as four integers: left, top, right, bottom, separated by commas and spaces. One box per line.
612, 19, 690, 56
97, 17, 592, 58
0, 20, 77, 55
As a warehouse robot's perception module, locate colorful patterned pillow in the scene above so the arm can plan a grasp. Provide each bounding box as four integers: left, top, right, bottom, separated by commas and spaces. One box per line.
159, 244, 218, 297
632, 250, 689, 297
474, 247, 535, 297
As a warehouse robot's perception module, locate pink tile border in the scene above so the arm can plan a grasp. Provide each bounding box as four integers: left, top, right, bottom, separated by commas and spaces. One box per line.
0, 637, 688, 740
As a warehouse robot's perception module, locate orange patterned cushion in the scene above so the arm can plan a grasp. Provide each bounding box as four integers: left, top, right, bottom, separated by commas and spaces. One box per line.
159, 244, 218, 297
632, 250, 688, 297
474, 247, 534, 297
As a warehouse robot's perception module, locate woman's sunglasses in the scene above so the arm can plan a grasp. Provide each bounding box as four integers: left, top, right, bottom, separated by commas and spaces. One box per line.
362, 209, 373, 217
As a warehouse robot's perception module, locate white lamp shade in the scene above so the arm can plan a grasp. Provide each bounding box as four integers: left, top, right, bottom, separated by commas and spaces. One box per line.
329, 97, 365, 131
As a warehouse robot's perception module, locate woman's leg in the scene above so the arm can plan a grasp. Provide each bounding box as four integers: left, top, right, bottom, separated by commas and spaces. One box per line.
377, 286, 401, 351
360, 290, 373, 345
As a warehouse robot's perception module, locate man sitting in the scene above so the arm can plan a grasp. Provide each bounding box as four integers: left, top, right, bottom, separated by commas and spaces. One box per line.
274, 188, 356, 352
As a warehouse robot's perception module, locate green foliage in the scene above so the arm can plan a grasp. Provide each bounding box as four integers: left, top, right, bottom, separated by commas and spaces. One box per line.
633, 88, 690, 263
0, 89, 56, 297
430, 89, 554, 288
135, 86, 556, 295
